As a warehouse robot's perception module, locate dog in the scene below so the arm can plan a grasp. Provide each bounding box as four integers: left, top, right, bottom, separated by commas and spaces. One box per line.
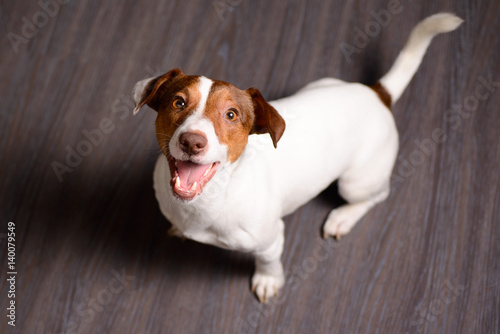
132, 13, 463, 303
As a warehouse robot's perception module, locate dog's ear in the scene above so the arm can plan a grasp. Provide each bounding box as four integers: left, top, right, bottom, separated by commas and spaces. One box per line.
247, 88, 286, 148
133, 68, 184, 114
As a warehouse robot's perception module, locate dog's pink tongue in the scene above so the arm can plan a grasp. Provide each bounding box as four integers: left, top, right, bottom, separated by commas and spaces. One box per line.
176, 160, 211, 187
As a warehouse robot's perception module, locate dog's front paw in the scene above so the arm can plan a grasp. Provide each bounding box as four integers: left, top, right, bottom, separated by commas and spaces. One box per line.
251, 272, 284, 304
167, 226, 185, 240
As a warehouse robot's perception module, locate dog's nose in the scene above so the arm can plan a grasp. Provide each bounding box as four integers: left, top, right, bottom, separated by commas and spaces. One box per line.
179, 132, 207, 155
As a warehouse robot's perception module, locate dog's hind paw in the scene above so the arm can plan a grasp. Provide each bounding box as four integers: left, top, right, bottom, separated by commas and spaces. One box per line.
322, 205, 361, 240
251, 272, 284, 304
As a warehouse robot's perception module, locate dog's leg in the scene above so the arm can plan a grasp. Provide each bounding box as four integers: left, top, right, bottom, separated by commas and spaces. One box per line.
323, 122, 398, 239
323, 183, 389, 240
251, 219, 285, 303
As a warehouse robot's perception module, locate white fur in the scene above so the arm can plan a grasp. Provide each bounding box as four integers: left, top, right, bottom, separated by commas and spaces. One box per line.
132, 77, 154, 115
380, 13, 464, 102
192, 76, 213, 117
149, 13, 462, 303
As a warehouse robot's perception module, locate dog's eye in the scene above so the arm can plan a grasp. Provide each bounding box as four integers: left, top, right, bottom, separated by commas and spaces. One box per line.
172, 98, 186, 110
225, 109, 238, 122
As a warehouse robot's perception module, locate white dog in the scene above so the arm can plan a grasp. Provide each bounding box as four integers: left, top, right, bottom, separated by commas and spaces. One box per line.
133, 13, 462, 303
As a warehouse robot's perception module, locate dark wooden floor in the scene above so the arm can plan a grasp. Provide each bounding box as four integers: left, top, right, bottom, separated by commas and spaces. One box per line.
1, 0, 499, 333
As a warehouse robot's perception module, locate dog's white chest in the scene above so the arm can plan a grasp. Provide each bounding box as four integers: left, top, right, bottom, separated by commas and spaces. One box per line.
153, 155, 262, 252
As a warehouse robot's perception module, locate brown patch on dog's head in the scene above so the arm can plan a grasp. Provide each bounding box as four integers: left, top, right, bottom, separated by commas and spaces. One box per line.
203, 82, 286, 163
132, 68, 205, 156
203, 81, 255, 163
134, 68, 184, 113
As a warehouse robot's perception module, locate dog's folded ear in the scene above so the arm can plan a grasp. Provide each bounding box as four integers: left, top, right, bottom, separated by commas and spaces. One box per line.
133, 68, 184, 115
247, 88, 286, 148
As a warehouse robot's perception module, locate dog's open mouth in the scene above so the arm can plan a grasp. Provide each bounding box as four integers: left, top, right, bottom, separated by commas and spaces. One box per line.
167, 156, 219, 200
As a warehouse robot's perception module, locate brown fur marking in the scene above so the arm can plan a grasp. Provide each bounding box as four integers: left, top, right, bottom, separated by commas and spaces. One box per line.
203, 81, 255, 163
153, 74, 202, 156
370, 82, 392, 109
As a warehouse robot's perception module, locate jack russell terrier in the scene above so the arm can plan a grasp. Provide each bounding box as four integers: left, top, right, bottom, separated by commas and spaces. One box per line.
133, 13, 463, 303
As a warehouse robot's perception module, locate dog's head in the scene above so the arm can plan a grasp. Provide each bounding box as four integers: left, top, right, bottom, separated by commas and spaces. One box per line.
133, 68, 286, 201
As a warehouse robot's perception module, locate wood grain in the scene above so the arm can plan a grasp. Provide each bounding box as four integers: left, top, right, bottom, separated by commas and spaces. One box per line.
1, 0, 499, 333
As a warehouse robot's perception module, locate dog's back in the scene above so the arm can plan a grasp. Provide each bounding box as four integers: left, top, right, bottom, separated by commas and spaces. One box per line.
250, 13, 464, 216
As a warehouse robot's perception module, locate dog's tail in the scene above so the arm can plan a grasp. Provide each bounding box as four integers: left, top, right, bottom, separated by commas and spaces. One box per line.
379, 13, 463, 105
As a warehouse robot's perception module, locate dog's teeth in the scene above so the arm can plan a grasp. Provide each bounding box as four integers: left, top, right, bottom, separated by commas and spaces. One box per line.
203, 165, 212, 177
191, 182, 197, 191
175, 177, 180, 188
